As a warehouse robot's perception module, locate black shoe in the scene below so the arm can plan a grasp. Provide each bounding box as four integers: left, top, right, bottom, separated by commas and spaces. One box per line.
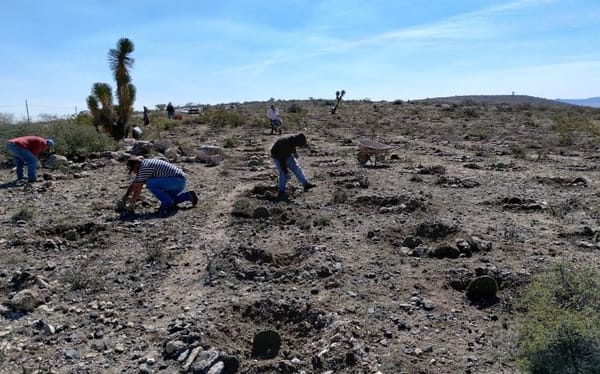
276, 192, 289, 201
157, 205, 177, 217
189, 191, 198, 207
303, 183, 316, 191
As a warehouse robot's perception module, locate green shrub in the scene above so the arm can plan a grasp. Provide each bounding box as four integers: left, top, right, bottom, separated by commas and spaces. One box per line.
223, 136, 238, 148
0, 120, 116, 161
286, 103, 301, 113
284, 111, 307, 130
552, 112, 600, 146
516, 260, 600, 372
12, 206, 34, 222
51, 120, 118, 159
251, 117, 270, 129
201, 107, 245, 128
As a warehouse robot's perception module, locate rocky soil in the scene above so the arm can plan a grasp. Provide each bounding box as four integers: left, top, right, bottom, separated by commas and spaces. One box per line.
2, 99, 600, 374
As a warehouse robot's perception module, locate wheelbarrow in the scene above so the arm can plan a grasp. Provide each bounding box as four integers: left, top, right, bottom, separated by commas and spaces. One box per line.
357, 139, 394, 166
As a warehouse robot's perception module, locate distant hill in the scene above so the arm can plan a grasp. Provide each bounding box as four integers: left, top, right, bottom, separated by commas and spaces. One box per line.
415, 94, 572, 107
556, 97, 600, 108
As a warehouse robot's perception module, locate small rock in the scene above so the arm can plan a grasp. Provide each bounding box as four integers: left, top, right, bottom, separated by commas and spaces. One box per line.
138, 364, 153, 374
466, 275, 498, 300
64, 230, 79, 241
206, 361, 225, 374
65, 349, 80, 359
11, 288, 43, 311
252, 330, 281, 359
165, 340, 186, 355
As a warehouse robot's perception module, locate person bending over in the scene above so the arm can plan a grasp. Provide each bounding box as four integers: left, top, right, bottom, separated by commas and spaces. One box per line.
5, 136, 54, 182
119, 156, 198, 214
270, 133, 316, 200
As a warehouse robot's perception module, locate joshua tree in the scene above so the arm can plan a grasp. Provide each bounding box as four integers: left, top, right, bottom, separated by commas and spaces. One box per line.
86, 83, 115, 134
87, 38, 136, 140
331, 89, 346, 114
108, 38, 136, 140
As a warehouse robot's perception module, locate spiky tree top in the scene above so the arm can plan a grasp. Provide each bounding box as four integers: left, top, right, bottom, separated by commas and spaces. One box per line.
108, 38, 136, 137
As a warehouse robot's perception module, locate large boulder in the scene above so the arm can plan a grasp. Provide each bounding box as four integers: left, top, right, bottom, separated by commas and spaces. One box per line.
197, 146, 224, 166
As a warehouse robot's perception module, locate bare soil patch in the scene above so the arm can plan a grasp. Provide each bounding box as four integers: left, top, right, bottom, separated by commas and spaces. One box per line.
2, 99, 600, 373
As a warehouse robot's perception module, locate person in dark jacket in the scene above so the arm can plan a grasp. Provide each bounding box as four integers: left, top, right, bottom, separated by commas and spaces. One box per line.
166, 102, 175, 120
143, 106, 150, 125
270, 133, 316, 199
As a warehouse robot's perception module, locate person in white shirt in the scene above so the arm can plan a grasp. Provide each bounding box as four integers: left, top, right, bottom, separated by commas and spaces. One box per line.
268, 104, 282, 135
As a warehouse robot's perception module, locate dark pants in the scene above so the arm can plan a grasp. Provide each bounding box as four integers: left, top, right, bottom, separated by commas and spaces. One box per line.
270, 119, 281, 134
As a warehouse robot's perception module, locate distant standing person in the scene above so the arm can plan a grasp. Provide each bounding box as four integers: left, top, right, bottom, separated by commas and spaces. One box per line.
166, 102, 175, 120
119, 157, 198, 215
5, 136, 54, 182
270, 133, 316, 200
268, 104, 282, 135
143, 106, 150, 126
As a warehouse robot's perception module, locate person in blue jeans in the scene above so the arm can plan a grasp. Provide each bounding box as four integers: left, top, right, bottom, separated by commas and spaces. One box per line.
270, 133, 316, 200
119, 156, 198, 214
5, 136, 54, 182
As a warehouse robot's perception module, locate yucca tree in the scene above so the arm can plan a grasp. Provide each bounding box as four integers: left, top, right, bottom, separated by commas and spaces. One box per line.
108, 38, 136, 140
86, 82, 115, 135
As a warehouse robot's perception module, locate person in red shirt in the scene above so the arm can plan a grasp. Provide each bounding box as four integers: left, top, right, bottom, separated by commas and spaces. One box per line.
5, 136, 55, 182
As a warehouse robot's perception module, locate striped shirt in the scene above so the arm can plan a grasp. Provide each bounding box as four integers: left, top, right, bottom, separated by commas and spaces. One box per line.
133, 159, 186, 183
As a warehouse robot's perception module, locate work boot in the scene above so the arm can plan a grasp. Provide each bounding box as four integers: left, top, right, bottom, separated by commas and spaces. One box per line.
157, 205, 177, 217
189, 191, 198, 207
303, 182, 316, 191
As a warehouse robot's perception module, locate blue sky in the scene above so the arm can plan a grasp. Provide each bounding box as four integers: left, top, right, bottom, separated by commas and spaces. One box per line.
1, 0, 599, 120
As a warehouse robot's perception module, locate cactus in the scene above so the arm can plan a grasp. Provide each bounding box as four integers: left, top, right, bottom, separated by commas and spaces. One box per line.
331, 89, 346, 114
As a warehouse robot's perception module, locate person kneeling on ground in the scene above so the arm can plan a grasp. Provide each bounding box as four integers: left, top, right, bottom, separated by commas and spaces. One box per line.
119, 156, 198, 214
5, 136, 55, 183
270, 133, 316, 200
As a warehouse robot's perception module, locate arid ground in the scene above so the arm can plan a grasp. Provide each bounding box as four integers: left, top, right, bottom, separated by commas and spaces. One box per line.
2, 97, 600, 373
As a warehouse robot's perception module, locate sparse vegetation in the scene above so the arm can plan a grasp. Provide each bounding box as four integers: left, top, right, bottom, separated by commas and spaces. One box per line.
52, 120, 118, 159
201, 107, 245, 128
516, 260, 600, 372
223, 136, 238, 148
552, 111, 600, 146
11, 206, 34, 222
4, 98, 600, 373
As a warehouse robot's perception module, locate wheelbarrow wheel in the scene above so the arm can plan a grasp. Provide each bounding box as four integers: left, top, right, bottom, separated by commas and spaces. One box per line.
357, 151, 369, 165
